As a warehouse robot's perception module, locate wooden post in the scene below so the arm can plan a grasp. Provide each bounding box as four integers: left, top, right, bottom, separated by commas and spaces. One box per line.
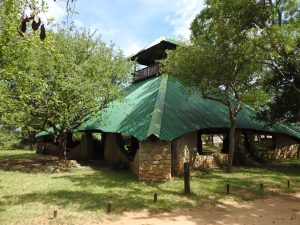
53, 209, 58, 219
287, 180, 290, 189
154, 193, 158, 203
226, 184, 230, 194
260, 183, 264, 191
107, 202, 112, 214
184, 162, 191, 194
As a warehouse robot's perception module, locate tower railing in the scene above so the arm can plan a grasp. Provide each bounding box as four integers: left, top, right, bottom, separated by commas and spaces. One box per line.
134, 64, 160, 81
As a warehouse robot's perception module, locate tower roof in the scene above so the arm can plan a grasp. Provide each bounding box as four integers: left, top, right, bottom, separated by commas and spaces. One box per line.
130, 38, 177, 66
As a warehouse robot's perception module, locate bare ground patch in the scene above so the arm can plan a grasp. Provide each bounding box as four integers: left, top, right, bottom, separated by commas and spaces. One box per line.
103, 192, 300, 225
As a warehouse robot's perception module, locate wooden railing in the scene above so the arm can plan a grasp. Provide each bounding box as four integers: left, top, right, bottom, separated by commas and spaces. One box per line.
134, 64, 160, 81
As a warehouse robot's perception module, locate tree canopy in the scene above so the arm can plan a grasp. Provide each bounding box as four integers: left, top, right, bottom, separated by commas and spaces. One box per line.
254, 0, 300, 123
163, 0, 300, 170
162, 0, 268, 171
0, 0, 133, 157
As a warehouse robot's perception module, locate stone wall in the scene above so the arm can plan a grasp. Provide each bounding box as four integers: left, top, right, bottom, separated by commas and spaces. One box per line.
265, 149, 299, 160
192, 153, 228, 169
104, 133, 139, 176
36, 132, 94, 159
170, 131, 228, 173
171, 131, 197, 176
138, 139, 171, 181
130, 150, 139, 176
268, 134, 300, 160
80, 132, 94, 159
104, 133, 127, 163
275, 134, 299, 151
67, 143, 83, 159
36, 137, 61, 156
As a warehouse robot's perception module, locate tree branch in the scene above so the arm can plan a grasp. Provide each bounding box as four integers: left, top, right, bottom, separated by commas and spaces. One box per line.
202, 93, 228, 106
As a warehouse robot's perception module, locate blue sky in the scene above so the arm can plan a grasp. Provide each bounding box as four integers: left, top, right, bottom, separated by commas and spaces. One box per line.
44, 0, 204, 56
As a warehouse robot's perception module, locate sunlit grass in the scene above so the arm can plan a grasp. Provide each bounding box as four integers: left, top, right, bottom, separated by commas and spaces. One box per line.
0, 149, 37, 160
0, 150, 299, 224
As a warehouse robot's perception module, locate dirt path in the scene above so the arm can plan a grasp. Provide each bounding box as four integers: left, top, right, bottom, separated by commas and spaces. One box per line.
105, 193, 300, 225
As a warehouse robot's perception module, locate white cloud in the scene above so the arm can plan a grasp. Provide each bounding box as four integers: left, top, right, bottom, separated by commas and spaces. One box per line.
124, 42, 144, 57
73, 19, 83, 28
40, 0, 67, 23
23, 0, 66, 26
166, 0, 204, 39
54, 18, 119, 39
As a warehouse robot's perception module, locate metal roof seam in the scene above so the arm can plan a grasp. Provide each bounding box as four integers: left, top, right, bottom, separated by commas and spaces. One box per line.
146, 75, 169, 138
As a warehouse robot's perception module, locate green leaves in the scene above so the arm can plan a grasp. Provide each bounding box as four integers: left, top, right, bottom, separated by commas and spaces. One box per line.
0, 1, 133, 140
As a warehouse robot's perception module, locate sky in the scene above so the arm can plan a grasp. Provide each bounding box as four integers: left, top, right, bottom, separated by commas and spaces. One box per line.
43, 0, 205, 56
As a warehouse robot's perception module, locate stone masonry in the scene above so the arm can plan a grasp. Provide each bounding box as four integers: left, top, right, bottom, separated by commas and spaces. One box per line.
104, 133, 139, 176
138, 139, 171, 181
171, 131, 198, 176
275, 134, 299, 152
193, 154, 228, 169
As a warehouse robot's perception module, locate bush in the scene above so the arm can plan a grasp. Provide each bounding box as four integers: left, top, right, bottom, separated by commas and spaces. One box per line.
0, 129, 22, 150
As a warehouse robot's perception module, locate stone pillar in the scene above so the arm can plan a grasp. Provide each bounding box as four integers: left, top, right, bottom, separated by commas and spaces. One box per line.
104, 133, 123, 163
138, 138, 171, 181
171, 132, 197, 176
81, 132, 94, 159
104, 133, 134, 165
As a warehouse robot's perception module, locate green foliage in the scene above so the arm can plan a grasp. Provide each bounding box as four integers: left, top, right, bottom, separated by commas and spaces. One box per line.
163, 0, 264, 115
248, 0, 300, 122
162, 0, 268, 171
0, 0, 134, 155
242, 89, 270, 111
0, 128, 21, 149
72, 132, 82, 142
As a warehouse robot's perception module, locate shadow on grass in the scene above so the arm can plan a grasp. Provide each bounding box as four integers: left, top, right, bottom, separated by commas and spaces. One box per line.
1, 159, 299, 215
0, 189, 198, 214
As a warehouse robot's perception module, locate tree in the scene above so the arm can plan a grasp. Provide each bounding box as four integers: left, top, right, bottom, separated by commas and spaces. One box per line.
162, 0, 266, 172
3, 28, 133, 158
253, 0, 300, 123
1, 1, 133, 158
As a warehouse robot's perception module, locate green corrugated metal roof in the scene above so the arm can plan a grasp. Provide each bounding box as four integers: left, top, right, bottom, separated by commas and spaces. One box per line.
35, 125, 61, 138
75, 74, 300, 141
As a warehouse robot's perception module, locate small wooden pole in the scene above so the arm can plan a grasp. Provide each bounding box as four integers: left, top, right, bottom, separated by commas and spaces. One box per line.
53, 209, 58, 219
107, 201, 112, 214
184, 162, 191, 194
154, 193, 158, 203
260, 183, 264, 191
226, 184, 230, 194
287, 180, 290, 189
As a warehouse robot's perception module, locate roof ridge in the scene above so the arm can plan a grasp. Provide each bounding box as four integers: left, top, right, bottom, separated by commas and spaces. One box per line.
147, 75, 169, 138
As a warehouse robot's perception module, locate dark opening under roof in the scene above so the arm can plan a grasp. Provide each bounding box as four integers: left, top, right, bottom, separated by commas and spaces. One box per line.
131, 39, 177, 66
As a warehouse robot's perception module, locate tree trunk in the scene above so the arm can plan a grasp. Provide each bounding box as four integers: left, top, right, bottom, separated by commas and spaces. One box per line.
227, 118, 237, 172
29, 142, 34, 150
59, 133, 67, 160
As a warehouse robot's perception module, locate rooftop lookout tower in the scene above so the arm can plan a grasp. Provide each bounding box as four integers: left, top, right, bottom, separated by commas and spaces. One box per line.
130, 38, 177, 82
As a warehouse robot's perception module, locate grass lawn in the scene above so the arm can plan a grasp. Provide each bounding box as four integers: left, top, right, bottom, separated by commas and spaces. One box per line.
0, 149, 37, 160
0, 150, 299, 225
202, 145, 221, 152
